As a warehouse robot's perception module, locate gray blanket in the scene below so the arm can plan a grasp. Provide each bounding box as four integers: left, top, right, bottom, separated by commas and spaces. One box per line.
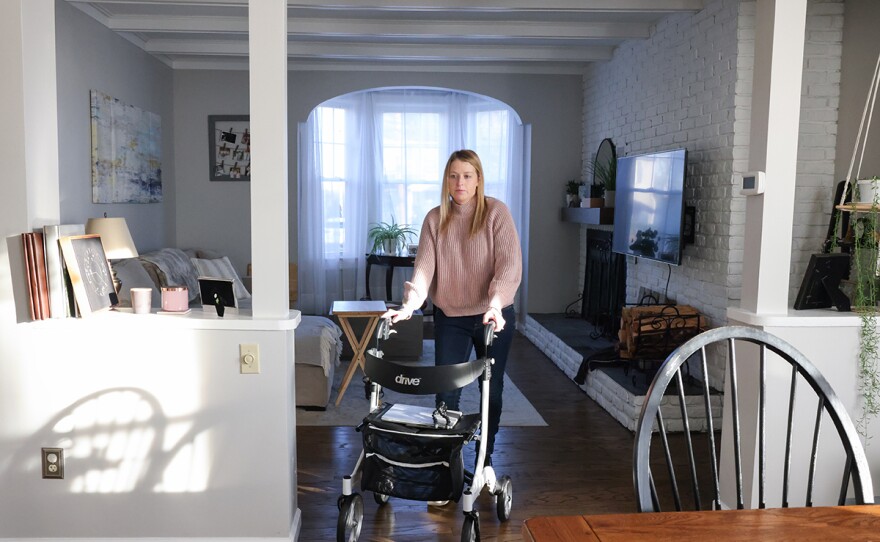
139, 248, 201, 301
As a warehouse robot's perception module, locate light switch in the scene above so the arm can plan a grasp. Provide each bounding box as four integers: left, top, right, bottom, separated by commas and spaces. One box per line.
240, 344, 260, 374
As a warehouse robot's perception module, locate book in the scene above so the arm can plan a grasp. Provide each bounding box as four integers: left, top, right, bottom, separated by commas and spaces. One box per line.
380, 403, 462, 429
31, 233, 50, 319
5, 235, 31, 323
157, 308, 191, 315
21, 232, 50, 320
21, 233, 37, 320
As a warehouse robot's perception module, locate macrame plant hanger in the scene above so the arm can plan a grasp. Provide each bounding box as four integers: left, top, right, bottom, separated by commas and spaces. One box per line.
838, 48, 880, 209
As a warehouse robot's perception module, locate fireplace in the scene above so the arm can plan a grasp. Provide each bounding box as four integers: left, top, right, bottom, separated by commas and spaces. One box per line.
581, 229, 626, 338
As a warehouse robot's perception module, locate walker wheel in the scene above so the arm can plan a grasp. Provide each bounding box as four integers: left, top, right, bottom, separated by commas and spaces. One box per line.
461, 512, 480, 542
337, 493, 364, 542
495, 475, 513, 521
373, 492, 389, 505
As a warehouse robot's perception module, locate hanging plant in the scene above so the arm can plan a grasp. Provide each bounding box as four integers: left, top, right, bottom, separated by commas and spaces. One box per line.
835, 44, 880, 438
852, 178, 880, 436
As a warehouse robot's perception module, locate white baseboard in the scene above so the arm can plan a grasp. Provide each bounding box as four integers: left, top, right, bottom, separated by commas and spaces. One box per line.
0, 510, 300, 542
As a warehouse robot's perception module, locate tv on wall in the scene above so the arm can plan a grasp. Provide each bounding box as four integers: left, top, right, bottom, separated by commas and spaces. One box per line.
612, 148, 687, 265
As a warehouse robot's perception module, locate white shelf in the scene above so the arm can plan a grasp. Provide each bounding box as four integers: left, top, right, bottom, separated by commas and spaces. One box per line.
561, 207, 614, 224
31, 308, 303, 331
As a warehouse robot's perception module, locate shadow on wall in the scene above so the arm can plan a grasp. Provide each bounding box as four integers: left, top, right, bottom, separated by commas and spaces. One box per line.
0, 387, 221, 535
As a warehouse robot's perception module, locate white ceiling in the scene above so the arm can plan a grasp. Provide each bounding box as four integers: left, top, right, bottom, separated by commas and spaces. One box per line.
65, 0, 705, 74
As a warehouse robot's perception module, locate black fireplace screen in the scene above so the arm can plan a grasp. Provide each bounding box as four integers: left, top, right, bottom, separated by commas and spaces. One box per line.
581, 229, 626, 338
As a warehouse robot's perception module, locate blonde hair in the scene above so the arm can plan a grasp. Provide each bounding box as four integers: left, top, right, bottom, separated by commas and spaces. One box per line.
440, 150, 487, 236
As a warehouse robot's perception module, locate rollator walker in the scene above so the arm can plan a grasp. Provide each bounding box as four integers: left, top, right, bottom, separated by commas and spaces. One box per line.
336, 319, 513, 542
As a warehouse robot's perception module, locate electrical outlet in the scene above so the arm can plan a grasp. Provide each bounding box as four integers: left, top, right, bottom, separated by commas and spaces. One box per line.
42, 447, 64, 479
240, 343, 260, 374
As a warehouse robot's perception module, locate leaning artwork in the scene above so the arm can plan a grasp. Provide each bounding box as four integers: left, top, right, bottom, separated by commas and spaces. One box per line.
90, 90, 162, 203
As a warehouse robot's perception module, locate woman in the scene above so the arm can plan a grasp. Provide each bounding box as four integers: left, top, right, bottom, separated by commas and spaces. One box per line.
383, 149, 522, 476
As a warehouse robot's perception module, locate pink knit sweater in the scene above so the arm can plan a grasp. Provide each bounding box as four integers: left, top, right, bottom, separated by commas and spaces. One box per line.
402, 196, 522, 317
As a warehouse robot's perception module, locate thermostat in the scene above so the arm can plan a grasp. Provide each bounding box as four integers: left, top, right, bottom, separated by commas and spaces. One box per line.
740, 171, 765, 196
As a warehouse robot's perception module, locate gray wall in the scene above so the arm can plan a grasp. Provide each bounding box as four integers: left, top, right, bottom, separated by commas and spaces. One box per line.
173, 70, 584, 314
836, 0, 880, 182
55, 0, 174, 253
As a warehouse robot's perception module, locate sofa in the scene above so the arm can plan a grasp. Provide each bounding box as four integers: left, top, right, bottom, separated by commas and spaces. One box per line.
112, 247, 342, 409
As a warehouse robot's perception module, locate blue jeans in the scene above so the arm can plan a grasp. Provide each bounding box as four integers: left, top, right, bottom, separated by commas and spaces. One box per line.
434, 305, 515, 459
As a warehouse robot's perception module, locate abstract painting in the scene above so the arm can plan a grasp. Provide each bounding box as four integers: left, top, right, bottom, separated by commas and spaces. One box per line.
90, 90, 162, 203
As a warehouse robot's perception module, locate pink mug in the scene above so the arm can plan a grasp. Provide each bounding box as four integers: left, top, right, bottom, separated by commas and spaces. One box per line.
161, 286, 188, 312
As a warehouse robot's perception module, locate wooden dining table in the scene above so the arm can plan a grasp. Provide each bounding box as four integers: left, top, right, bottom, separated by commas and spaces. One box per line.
522, 505, 880, 541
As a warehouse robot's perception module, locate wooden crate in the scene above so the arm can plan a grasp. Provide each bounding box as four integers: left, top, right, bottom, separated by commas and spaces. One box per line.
618, 305, 706, 360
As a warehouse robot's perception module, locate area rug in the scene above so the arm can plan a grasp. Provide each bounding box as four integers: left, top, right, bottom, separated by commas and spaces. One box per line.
296, 340, 547, 427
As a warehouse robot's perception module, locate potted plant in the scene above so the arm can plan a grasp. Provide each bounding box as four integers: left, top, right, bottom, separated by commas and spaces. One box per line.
589, 154, 617, 208
367, 218, 417, 256
565, 179, 582, 207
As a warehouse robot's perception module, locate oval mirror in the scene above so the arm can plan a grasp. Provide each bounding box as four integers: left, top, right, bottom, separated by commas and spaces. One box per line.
592, 138, 616, 187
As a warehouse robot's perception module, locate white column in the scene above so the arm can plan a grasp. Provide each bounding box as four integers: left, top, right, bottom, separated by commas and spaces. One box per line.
723, 0, 809, 509
248, 0, 289, 318
0, 0, 60, 233
739, 0, 808, 314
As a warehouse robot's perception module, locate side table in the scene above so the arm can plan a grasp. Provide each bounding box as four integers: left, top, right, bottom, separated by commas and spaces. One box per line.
330, 300, 388, 406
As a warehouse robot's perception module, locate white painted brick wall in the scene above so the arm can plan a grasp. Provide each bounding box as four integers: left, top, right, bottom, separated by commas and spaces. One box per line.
580, 0, 844, 387
522, 315, 584, 379
789, 0, 845, 303
524, 315, 722, 432
583, 0, 742, 332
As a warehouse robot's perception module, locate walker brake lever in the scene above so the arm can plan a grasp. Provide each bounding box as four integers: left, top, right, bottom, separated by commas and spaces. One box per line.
376, 318, 396, 341
484, 321, 496, 347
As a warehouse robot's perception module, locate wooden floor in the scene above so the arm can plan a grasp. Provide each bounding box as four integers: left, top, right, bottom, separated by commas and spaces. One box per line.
295, 330, 652, 541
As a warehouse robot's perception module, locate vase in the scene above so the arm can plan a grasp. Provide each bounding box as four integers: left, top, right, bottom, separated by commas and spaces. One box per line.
604, 190, 616, 208
857, 179, 878, 204
383, 239, 399, 256
578, 185, 590, 201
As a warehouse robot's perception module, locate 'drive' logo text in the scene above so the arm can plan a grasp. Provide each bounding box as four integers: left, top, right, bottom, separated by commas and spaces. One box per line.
395, 374, 421, 386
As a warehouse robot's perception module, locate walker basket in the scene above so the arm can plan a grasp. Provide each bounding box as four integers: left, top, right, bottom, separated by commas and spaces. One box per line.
360, 410, 479, 502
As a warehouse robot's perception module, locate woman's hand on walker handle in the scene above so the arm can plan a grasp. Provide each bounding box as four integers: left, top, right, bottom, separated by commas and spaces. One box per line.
382, 307, 413, 323
483, 306, 505, 332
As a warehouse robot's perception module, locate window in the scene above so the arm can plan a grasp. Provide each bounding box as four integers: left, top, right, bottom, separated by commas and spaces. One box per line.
299, 87, 526, 314
312, 90, 518, 258
315, 106, 346, 255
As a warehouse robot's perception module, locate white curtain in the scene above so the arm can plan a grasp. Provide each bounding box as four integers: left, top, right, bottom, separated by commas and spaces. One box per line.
298, 88, 526, 315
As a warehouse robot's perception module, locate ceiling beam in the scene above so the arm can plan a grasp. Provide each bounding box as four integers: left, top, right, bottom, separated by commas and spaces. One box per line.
68, 0, 704, 14
168, 56, 589, 75
145, 38, 614, 62
108, 15, 650, 40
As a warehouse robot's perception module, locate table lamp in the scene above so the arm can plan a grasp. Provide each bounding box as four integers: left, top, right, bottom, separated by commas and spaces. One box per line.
85, 216, 139, 293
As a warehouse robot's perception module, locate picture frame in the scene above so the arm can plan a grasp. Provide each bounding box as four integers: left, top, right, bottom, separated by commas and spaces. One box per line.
407, 244, 419, 257
198, 276, 238, 316
208, 115, 250, 182
58, 234, 118, 316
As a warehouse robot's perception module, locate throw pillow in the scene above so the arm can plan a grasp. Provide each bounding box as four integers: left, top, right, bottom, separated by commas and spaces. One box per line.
191, 256, 251, 300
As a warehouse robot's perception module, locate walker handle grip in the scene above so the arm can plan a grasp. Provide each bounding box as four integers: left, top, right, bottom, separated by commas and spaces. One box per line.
484, 321, 496, 347
376, 317, 394, 341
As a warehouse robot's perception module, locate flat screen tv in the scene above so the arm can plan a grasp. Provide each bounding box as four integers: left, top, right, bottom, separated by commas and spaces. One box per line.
612, 148, 687, 265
